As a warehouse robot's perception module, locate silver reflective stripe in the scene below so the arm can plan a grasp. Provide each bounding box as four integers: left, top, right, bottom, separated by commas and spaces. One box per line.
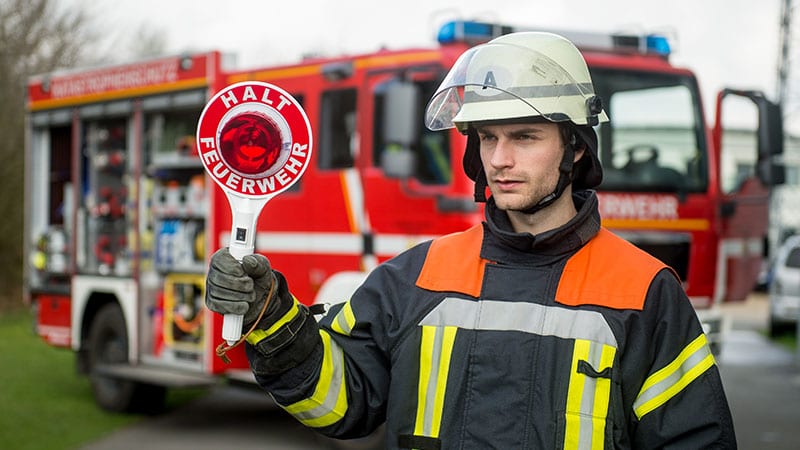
422, 326, 445, 434
463, 83, 595, 103
419, 297, 617, 347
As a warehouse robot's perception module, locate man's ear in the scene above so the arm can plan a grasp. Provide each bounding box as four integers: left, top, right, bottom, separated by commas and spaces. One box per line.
572, 141, 586, 163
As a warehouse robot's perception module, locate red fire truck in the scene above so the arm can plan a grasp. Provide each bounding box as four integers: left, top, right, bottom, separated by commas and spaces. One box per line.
24, 20, 783, 413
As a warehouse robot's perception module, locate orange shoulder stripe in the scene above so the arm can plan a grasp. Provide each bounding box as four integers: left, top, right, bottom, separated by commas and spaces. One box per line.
416, 224, 486, 298
556, 228, 670, 310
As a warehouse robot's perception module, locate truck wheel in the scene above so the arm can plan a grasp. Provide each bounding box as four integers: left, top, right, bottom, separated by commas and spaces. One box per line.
87, 303, 166, 414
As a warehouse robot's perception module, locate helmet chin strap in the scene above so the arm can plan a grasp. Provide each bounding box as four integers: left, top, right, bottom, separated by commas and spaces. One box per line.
474, 170, 488, 202
518, 142, 575, 214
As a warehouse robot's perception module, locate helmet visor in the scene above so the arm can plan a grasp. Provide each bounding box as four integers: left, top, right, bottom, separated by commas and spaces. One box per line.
425, 42, 600, 131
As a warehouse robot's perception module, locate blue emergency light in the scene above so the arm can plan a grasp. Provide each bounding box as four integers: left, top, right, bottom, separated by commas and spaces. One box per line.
645, 35, 672, 56
437, 20, 671, 58
437, 20, 509, 44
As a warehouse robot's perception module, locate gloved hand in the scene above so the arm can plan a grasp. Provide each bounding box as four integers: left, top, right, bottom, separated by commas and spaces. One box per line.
206, 248, 318, 375
205, 247, 278, 326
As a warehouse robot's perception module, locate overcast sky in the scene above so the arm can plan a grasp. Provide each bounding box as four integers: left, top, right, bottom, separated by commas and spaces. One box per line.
63, 0, 798, 134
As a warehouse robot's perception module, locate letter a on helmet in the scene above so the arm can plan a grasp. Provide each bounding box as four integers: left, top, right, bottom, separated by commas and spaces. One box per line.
483, 71, 497, 87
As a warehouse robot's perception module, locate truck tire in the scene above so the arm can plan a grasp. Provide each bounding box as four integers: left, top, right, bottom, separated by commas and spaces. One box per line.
87, 303, 166, 414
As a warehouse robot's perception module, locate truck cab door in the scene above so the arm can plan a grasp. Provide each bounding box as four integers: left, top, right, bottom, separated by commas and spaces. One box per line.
714, 89, 784, 301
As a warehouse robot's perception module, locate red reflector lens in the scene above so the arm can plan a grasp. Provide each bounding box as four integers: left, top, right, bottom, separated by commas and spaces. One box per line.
219, 112, 283, 176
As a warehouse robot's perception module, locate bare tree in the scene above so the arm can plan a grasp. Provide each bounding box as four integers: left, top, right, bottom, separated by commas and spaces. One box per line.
128, 23, 169, 59
0, 0, 95, 307
0, 0, 168, 309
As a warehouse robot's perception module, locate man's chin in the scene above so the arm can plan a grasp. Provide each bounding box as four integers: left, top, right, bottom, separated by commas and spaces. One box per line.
493, 197, 537, 212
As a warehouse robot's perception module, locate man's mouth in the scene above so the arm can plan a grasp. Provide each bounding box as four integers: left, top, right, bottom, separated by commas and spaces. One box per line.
493, 178, 521, 190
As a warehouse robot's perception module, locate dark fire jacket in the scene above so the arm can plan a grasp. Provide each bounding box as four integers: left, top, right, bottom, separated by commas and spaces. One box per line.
247, 191, 736, 449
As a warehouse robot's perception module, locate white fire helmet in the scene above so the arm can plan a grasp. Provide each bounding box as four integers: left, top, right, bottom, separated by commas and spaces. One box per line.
425, 31, 608, 196
425, 31, 609, 131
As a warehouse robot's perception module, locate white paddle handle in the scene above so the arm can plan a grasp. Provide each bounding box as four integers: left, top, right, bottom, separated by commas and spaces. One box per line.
221, 313, 244, 346
223, 208, 259, 345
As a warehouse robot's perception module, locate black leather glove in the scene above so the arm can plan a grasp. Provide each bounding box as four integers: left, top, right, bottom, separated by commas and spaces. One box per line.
206, 248, 320, 375
205, 247, 279, 326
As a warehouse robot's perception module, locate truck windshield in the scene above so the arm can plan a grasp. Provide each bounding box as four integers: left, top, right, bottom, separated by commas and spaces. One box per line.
592, 69, 707, 193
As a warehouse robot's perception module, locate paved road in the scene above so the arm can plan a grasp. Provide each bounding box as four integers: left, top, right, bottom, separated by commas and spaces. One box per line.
717, 294, 800, 450
81, 294, 800, 450
79, 384, 328, 450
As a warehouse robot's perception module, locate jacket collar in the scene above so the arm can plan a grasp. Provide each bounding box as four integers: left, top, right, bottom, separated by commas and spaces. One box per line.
482, 190, 601, 263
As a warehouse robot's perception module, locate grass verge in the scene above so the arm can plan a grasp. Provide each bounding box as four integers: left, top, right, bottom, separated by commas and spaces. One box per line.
773, 331, 799, 352
0, 308, 206, 450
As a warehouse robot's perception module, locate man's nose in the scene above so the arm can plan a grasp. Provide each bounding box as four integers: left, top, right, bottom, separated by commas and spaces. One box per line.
489, 139, 514, 168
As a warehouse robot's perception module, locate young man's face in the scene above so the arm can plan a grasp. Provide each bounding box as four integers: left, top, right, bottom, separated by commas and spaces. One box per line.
477, 121, 580, 212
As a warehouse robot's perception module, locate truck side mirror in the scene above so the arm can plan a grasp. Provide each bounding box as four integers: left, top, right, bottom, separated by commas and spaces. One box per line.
383, 81, 419, 146
381, 80, 420, 179
757, 100, 785, 186
758, 158, 786, 186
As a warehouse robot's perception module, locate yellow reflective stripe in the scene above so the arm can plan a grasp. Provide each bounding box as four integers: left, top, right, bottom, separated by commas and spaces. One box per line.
592, 345, 616, 449
634, 333, 715, 420
564, 339, 616, 450
245, 296, 301, 345
331, 301, 356, 336
282, 330, 348, 428
564, 340, 589, 450
414, 327, 434, 436
414, 325, 457, 439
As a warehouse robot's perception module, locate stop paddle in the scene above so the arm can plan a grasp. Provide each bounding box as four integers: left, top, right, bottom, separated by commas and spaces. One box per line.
196, 81, 312, 346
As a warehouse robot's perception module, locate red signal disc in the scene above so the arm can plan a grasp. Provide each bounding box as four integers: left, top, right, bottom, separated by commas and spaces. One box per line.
196, 81, 312, 199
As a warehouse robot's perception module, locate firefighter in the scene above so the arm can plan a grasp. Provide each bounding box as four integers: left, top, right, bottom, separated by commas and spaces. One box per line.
205, 31, 736, 448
